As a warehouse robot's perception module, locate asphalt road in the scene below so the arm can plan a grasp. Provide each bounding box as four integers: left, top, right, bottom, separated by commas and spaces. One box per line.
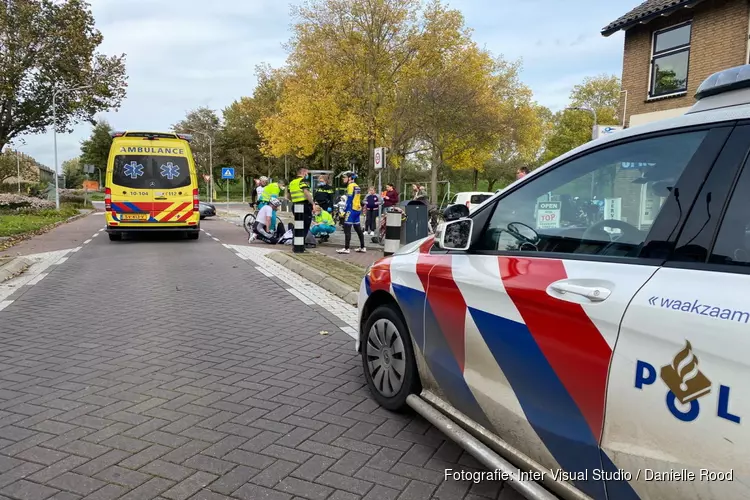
0, 214, 522, 500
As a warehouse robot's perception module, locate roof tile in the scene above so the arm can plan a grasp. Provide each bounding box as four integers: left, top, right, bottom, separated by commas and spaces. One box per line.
601, 0, 705, 36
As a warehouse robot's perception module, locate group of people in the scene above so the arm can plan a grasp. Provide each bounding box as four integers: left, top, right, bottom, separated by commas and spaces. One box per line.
248, 167, 381, 254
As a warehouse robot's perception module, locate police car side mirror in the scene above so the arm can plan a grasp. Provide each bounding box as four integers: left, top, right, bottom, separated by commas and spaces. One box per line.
436, 218, 473, 251
444, 203, 469, 221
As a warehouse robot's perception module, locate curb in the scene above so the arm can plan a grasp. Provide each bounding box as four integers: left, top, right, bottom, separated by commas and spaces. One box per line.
267, 251, 359, 306
0, 256, 33, 283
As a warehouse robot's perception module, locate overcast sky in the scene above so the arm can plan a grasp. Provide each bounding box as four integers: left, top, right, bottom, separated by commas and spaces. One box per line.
18, 0, 632, 169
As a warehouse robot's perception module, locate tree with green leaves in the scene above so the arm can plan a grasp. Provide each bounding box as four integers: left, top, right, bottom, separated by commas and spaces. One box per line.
172, 107, 222, 179
62, 157, 84, 189
80, 120, 113, 172
542, 74, 621, 163
0, 0, 127, 151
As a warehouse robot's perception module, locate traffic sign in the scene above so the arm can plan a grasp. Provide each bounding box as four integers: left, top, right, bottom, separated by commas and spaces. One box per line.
221, 168, 234, 179
203, 174, 210, 182
83, 164, 95, 174
374, 147, 386, 170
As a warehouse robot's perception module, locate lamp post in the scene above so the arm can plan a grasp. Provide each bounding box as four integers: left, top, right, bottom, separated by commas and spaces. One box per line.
567, 106, 598, 140
187, 129, 213, 203
52, 85, 92, 210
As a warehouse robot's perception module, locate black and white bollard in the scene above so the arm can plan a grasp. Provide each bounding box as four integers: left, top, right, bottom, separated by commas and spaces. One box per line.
384, 210, 402, 256
293, 203, 305, 253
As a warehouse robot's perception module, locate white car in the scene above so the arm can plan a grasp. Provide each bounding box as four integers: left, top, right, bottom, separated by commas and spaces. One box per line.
450, 191, 494, 211
353, 64, 750, 500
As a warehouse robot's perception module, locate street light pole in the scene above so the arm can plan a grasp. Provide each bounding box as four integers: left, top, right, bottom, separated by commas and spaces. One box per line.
16, 150, 20, 194
568, 106, 598, 140
242, 156, 245, 204
52, 85, 92, 210
186, 129, 213, 203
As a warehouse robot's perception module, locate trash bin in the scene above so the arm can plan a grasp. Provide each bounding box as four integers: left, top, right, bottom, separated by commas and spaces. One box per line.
402, 200, 429, 244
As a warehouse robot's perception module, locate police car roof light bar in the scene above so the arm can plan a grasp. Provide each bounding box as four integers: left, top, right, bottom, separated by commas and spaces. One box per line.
695, 64, 750, 100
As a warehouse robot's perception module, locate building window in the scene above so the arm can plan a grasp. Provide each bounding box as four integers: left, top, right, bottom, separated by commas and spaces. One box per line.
650, 22, 691, 98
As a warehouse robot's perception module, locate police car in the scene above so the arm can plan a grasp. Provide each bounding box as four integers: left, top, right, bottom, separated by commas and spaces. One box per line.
355, 64, 750, 500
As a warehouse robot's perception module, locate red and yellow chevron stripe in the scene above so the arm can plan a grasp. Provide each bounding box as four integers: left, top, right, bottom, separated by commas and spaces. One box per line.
152, 202, 192, 222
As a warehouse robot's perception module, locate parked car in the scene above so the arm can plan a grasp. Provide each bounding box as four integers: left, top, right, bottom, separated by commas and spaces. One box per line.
353, 64, 750, 500
199, 201, 215, 219
450, 191, 494, 211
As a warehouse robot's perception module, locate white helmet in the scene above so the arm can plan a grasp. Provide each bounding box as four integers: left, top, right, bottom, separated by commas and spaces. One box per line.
269, 197, 282, 208
259, 176, 269, 183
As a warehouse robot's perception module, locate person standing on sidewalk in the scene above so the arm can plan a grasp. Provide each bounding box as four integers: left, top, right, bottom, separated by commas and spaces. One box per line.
256, 176, 268, 206
413, 183, 428, 202
314, 175, 335, 213
337, 170, 365, 254
383, 183, 399, 208
289, 166, 314, 248
364, 187, 379, 235
260, 179, 286, 208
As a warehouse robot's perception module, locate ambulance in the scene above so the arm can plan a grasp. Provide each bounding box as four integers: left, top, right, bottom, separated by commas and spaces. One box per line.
104, 131, 200, 241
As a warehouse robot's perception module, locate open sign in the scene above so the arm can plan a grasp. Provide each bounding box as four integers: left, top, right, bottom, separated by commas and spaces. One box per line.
536, 201, 561, 229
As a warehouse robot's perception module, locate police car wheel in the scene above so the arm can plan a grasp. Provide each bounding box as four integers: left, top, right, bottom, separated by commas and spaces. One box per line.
362, 305, 419, 411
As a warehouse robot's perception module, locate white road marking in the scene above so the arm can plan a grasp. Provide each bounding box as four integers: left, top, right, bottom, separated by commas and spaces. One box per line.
255, 266, 273, 277
84, 239, 92, 244
287, 288, 315, 305
99, 228, 105, 232
26, 273, 48, 285
0, 300, 13, 312
0, 248, 79, 304
340, 326, 358, 337
222, 244, 231, 249
212, 237, 219, 242
205, 232, 211, 236
92, 233, 99, 238
228, 245, 358, 335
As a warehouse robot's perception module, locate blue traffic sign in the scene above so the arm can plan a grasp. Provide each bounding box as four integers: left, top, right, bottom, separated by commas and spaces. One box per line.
221, 167, 235, 179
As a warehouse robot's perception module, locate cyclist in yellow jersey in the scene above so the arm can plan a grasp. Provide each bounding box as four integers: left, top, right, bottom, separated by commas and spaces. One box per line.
337, 170, 365, 254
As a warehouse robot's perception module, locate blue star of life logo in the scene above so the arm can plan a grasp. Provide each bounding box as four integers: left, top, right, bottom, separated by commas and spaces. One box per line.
123, 161, 144, 179
160, 162, 180, 180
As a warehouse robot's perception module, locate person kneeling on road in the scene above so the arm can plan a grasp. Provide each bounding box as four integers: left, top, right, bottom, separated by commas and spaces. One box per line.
311, 203, 335, 242
249, 197, 285, 244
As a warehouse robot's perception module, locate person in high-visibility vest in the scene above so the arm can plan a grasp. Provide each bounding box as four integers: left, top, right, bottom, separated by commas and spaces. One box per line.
289, 166, 313, 247
260, 179, 286, 207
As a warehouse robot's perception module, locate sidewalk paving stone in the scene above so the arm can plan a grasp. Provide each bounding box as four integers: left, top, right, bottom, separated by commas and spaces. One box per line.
0, 216, 512, 500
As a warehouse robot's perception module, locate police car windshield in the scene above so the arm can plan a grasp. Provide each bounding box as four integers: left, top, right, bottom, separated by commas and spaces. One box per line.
112, 155, 191, 189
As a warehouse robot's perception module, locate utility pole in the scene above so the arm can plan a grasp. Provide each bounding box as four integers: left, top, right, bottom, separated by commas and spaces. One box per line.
16, 151, 20, 194
242, 156, 245, 204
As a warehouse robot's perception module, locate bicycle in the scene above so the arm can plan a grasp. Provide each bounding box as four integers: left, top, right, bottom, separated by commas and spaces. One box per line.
243, 201, 266, 235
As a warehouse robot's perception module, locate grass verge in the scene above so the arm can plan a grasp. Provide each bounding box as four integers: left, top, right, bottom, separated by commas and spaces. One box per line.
285, 251, 366, 289
0, 207, 79, 238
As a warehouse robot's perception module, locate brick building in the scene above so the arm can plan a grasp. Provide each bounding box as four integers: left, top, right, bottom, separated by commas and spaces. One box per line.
602, 0, 750, 127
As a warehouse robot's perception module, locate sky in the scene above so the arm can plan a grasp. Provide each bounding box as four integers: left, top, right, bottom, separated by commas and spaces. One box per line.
17, 0, 634, 170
